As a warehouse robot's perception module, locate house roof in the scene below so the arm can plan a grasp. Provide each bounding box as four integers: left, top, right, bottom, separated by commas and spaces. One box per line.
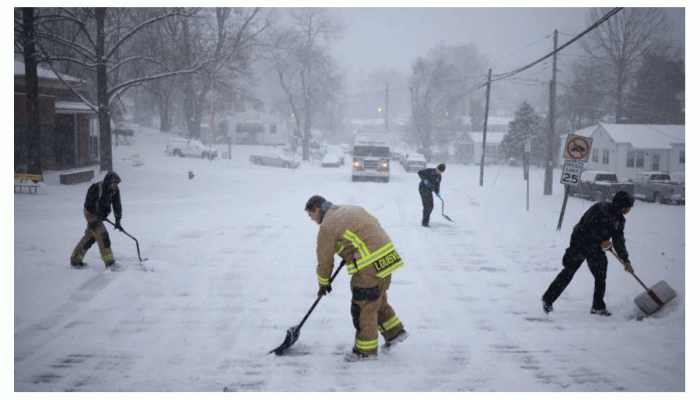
15, 60, 82, 83
469, 131, 505, 144
575, 123, 685, 150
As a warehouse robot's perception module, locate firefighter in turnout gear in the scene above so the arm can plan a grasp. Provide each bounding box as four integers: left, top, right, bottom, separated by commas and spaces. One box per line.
542, 191, 635, 316
418, 163, 445, 227
305, 195, 409, 361
70, 171, 124, 268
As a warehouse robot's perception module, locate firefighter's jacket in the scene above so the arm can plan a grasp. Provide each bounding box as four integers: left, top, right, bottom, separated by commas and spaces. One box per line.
84, 182, 122, 221
316, 205, 404, 285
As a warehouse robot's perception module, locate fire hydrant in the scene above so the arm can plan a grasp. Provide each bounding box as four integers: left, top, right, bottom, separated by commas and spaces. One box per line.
188, 171, 194, 180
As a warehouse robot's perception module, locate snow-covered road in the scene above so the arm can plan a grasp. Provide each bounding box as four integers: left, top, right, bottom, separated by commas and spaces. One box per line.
14, 126, 685, 391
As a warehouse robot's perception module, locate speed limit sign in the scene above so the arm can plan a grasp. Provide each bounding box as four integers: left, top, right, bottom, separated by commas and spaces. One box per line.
560, 160, 584, 186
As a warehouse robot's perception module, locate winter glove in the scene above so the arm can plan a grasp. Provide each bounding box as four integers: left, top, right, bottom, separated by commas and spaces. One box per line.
318, 283, 332, 297
623, 262, 634, 274
600, 240, 612, 250
114, 219, 124, 232
423, 179, 430, 186
436, 192, 441, 198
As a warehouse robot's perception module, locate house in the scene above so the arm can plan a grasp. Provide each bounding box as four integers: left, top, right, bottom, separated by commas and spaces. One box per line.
217, 110, 289, 146
560, 123, 685, 182
468, 131, 506, 165
15, 59, 99, 184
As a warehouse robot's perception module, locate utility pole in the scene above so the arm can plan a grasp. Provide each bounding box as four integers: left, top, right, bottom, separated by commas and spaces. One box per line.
479, 69, 492, 187
544, 29, 558, 195
385, 81, 389, 133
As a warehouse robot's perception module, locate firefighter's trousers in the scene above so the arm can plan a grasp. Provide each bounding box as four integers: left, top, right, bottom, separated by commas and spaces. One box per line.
350, 273, 404, 355
70, 209, 115, 266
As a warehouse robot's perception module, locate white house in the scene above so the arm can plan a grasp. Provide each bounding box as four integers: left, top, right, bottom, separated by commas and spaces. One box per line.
560, 123, 685, 182
218, 110, 289, 146
469, 131, 506, 165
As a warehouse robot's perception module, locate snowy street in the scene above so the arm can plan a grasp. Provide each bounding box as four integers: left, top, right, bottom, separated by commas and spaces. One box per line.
14, 126, 685, 391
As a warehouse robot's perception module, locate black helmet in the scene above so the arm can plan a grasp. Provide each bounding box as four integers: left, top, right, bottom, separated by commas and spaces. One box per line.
103, 171, 122, 185
612, 191, 634, 208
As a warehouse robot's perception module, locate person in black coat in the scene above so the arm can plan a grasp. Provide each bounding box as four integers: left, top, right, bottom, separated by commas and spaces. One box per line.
70, 171, 123, 268
542, 191, 635, 316
417, 163, 445, 227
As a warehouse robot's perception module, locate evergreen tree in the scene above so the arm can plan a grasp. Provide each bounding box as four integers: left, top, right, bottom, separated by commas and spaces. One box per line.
501, 101, 546, 166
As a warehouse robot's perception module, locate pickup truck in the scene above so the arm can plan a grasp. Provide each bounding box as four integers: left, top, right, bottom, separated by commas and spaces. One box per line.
568, 170, 634, 203
166, 138, 218, 160
633, 172, 685, 205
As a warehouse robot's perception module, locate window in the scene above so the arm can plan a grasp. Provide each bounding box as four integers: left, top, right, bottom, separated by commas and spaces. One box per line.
627, 151, 635, 167
592, 148, 599, 163
636, 151, 644, 168
602, 149, 610, 165
269, 124, 277, 134
652, 154, 660, 171
680, 151, 685, 164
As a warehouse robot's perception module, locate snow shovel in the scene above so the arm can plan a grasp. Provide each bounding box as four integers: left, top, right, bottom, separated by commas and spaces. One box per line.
105, 218, 148, 262
607, 248, 676, 315
269, 260, 346, 355
438, 197, 453, 222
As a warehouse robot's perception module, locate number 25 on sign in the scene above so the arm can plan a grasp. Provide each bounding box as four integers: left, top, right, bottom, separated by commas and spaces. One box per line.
560, 160, 584, 186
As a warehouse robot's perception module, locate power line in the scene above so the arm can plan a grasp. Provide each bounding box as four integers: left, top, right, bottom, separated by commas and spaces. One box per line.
480, 7, 624, 88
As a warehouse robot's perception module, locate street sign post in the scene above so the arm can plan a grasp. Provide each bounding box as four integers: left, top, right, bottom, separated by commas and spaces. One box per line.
560, 160, 584, 186
557, 135, 593, 231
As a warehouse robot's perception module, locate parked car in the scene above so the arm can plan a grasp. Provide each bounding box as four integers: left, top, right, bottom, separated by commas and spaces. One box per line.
249, 151, 300, 169
671, 172, 685, 184
166, 138, 218, 159
568, 170, 634, 202
403, 153, 427, 172
321, 150, 345, 167
633, 172, 685, 205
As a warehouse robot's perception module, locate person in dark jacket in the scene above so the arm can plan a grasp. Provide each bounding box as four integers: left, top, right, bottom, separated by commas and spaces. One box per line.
417, 163, 445, 227
542, 191, 635, 316
70, 171, 123, 268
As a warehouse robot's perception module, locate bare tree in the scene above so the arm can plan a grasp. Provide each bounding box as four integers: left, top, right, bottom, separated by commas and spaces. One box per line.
31, 7, 201, 171
581, 7, 673, 123
408, 44, 487, 160
269, 8, 345, 161
160, 8, 274, 139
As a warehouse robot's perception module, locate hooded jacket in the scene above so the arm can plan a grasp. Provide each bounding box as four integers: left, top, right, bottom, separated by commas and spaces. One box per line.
418, 168, 441, 194
315, 204, 404, 286
570, 201, 630, 262
84, 172, 122, 221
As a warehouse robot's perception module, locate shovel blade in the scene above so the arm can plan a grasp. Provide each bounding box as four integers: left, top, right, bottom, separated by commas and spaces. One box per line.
634, 280, 677, 315
442, 214, 453, 222
269, 325, 301, 355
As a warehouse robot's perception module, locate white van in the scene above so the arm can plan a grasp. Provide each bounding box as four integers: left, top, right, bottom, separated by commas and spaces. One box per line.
166, 138, 218, 160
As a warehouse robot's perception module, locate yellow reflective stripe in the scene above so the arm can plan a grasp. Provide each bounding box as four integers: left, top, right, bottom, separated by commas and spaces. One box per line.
378, 315, 401, 333
355, 242, 396, 271
343, 230, 369, 258
354, 338, 378, 351
317, 275, 330, 285
102, 253, 114, 263
376, 260, 404, 278
335, 241, 344, 255
98, 182, 103, 198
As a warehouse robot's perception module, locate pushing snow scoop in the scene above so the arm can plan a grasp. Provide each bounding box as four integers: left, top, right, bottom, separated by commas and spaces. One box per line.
269, 260, 346, 356
438, 197, 453, 222
607, 248, 676, 315
105, 218, 148, 262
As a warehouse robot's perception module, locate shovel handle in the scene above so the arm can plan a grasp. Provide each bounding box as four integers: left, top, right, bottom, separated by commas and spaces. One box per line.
607, 248, 664, 306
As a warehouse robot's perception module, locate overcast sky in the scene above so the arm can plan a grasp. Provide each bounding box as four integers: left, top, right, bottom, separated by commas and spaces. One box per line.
326, 7, 686, 76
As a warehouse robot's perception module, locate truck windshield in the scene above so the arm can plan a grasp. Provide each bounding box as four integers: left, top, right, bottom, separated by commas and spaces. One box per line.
650, 174, 671, 180
354, 146, 390, 157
